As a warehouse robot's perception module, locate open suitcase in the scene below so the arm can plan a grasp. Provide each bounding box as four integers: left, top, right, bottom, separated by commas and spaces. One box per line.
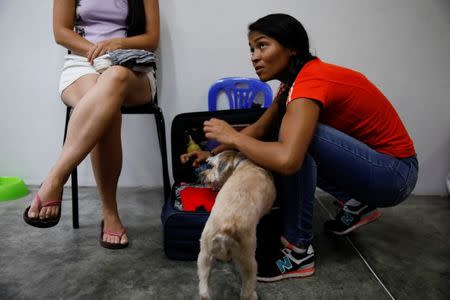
161, 108, 281, 261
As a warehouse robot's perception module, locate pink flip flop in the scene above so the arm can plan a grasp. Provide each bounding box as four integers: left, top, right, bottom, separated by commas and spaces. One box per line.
99, 220, 129, 249
23, 194, 62, 228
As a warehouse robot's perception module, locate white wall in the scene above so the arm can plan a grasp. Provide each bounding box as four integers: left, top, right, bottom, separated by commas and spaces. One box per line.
1, 0, 449, 195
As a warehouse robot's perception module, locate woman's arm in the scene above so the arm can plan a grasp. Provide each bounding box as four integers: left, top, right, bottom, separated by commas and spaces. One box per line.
121, 0, 160, 51
211, 99, 280, 154
86, 0, 160, 62
53, 0, 94, 56
204, 98, 320, 175
87, 0, 160, 62
241, 99, 280, 139
53, 0, 160, 60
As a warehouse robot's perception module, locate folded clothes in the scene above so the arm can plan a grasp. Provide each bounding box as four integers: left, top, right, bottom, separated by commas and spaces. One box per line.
93, 55, 112, 73
93, 49, 156, 74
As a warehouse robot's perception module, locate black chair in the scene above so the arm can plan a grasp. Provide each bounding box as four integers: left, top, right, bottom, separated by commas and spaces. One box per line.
63, 95, 171, 228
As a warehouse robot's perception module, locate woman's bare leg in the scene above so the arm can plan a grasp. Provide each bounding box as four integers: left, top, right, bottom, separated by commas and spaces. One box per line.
91, 70, 151, 245
28, 66, 151, 245
28, 74, 98, 219
90, 112, 125, 244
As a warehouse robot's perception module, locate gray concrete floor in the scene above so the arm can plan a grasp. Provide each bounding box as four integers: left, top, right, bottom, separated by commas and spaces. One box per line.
0, 186, 448, 299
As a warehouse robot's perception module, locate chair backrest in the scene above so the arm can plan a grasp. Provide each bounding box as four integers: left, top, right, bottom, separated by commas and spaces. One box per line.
208, 77, 273, 111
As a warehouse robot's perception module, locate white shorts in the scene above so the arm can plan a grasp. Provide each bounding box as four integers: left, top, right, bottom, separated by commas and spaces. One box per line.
58, 54, 157, 100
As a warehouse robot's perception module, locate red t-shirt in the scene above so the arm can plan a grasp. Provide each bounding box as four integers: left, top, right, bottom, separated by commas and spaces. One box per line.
286, 58, 415, 158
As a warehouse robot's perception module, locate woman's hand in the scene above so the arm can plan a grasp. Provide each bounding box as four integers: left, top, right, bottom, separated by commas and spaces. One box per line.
203, 118, 240, 148
210, 144, 233, 155
87, 38, 124, 63
180, 150, 212, 167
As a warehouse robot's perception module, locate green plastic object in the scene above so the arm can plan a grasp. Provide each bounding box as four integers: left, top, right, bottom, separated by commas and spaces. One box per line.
0, 177, 30, 201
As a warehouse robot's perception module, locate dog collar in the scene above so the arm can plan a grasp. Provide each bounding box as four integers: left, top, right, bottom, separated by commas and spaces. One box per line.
234, 157, 246, 169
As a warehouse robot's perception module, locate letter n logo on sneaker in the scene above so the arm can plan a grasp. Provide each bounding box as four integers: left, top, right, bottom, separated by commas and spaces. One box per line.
276, 256, 292, 274
341, 213, 353, 226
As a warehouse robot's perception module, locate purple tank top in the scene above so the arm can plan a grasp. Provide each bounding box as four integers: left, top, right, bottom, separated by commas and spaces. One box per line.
74, 0, 128, 44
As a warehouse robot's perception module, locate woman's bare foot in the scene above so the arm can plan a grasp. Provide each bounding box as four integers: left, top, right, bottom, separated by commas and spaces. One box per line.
27, 178, 63, 220
102, 214, 128, 245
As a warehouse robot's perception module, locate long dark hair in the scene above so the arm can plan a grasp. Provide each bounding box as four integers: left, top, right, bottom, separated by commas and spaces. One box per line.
248, 14, 315, 117
127, 0, 146, 36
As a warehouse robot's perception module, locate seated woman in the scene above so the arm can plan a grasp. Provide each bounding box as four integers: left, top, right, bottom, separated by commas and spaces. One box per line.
23, 0, 160, 250
191, 13, 418, 282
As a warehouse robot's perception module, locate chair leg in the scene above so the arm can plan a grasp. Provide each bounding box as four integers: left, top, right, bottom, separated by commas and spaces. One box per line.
63, 107, 80, 229
63, 107, 71, 142
71, 168, 79, 229
154, 110, 171, 200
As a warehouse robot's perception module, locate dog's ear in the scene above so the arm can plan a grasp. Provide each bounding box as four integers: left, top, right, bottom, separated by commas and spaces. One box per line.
206, 156, 214, 165
217, 156, 230, 174
232, 152, 246, 168
213, 151, 236, 175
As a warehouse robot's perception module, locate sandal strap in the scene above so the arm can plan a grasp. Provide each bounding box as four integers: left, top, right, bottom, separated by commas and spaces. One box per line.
35, 194, 62, 208
103, 228, 127, 238
42, 200, 62, 207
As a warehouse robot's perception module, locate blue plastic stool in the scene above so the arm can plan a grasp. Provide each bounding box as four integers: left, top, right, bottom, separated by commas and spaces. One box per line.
208, 77, 273, 111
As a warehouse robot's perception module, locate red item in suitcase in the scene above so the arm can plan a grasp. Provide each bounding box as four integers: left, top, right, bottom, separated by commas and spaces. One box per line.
179, 187, 218, 212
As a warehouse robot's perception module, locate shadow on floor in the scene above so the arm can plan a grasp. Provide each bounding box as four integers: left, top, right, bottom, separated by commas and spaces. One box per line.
0, 187, 448, 299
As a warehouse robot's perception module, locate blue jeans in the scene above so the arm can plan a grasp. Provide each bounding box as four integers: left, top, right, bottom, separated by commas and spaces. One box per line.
277, 124, 418, 246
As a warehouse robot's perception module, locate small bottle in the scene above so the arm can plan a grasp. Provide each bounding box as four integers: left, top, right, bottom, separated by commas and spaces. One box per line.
187, 134, 202, 153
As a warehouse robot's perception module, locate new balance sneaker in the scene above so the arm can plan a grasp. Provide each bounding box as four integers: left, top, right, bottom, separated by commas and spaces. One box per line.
257, 237, 315, 282
324, 201, 381, 235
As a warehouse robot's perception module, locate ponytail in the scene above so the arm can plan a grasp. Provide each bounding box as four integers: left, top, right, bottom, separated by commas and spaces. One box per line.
127, 0, 146, 37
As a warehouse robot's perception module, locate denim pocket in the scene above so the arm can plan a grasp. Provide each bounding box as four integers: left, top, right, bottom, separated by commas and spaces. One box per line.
395, 158, 418, 204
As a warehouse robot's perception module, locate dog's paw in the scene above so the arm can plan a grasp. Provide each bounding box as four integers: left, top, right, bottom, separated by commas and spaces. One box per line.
199, 293, 211, 300
241, 290, 258, 300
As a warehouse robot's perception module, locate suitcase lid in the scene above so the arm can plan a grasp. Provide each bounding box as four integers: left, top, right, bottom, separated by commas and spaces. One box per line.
171, 108, 266, 184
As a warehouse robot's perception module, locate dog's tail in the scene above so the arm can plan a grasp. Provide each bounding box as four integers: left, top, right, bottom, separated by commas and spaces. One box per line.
211, 233, 235, 261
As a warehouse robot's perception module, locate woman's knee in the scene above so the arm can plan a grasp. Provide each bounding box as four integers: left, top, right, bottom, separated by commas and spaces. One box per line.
100, 66, 133, 87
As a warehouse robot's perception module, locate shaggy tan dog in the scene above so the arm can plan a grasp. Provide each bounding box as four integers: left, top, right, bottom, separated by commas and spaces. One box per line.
197, 151, 276, 300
